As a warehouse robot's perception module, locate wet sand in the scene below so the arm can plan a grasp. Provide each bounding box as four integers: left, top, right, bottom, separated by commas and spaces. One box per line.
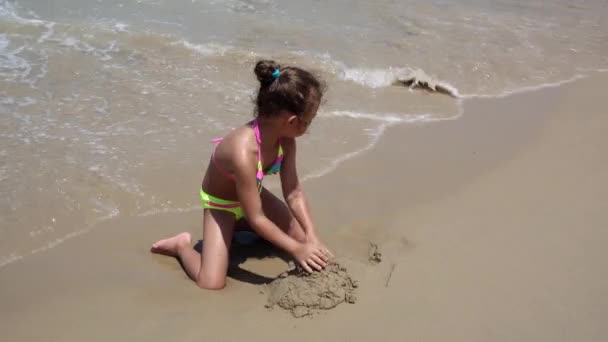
1, 72, 607, 341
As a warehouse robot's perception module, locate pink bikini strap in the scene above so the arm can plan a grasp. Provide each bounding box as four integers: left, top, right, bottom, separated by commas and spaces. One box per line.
252, 119, 264, 181
211, 119, 264, 184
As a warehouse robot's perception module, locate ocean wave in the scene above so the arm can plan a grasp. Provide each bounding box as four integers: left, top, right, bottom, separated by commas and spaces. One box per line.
0, 0, 47, 26
392, 68, 460, 97
340, 66, 460, 96
91, 17, 130, 34
0, 194, 121, 269
0, 253, 23, 268
340, 66, 412, 88
328, 110, 438, 123
143, 19, 185, 29
301, 122, 392, 182
58, 35, 119, 61
461, 74, 586, 99
289, 50, 461, 96
59, 36, 95, 52
302, 108, 463, 182
0, 34, 33, 82
173, 39, 233, 57
138, 204, 199, 217
324, 109, 460, 124
37, 22, 55, 43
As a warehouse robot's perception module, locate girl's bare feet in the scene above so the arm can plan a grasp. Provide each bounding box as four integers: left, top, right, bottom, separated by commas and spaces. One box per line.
150, 232, 192, 257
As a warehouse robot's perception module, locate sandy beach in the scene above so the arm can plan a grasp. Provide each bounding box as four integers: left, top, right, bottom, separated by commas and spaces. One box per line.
1, 71, 607, 341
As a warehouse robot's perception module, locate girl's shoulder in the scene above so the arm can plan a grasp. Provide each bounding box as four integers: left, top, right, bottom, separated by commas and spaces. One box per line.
223, 123, 255, 146
215, 124, 257, 160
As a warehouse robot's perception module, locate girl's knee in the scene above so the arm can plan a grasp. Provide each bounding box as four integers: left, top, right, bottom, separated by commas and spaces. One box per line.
195, 272, 227, 290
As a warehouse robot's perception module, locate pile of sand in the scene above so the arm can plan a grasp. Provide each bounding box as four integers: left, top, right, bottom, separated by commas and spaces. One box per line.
265, 262, 358, 318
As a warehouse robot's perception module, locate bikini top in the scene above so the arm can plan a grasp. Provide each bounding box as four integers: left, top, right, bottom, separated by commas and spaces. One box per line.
212, 119, 283, 192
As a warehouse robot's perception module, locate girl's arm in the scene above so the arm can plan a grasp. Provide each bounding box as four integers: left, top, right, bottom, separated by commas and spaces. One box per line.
279, 138, 319, 241
232, 144, 326, 271
233, 147, 298, 253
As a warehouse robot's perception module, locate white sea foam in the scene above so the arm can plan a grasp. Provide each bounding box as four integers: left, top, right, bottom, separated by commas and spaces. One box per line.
98, 40, 119, 61
299, 49, 601, 101
90, 96, 110, 114
0, 253, 23, 268
0, 34, 33, 82
173, 39, 232, 57
0, 1, 52, 86
29, 228, 91, 256
340, 66, 461, 97
136, 0, 163, 5
91, 198, 120, 221
91, 18, 131, 34
138, 205, 200, 217
114, 22, 129, 33
302, 108, 463, 182
296, 51, 461, 96
340, 67, 411, 88
325, 109, 461, 125
0, 0, 47, 26
301, 122, 393, 182
292, 50, 459, 94
461, 74, 586, 99
0, 95, 14, 105
58, 36, 119, 61
0, 198, 120, 269
143, 19, 185, 29
326, 110, 423, 123
17, 96, 37, 107
37, 22, 55, 43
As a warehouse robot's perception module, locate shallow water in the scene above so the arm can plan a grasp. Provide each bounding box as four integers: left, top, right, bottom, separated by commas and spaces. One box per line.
1, 0, 607, 267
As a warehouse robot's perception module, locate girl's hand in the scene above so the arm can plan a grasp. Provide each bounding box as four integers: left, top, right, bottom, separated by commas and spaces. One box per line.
293, 242, 330, 273
306, 235, 334, 261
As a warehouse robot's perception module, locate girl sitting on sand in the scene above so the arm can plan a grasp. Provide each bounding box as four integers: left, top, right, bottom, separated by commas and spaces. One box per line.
151, 60, 333, 289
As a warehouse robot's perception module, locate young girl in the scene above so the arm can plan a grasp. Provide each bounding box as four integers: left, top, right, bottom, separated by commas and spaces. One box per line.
151, 60, 333, 290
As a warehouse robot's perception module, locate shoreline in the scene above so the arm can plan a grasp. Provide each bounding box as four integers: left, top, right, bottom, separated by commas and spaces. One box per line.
1, 71, 607, 341
4, 70, 605, 270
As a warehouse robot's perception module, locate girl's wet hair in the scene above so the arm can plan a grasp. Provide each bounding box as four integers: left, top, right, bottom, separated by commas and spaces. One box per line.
254, 60, 325, 118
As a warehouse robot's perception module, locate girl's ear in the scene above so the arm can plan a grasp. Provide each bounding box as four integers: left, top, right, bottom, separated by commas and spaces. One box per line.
286, 114, 298, 126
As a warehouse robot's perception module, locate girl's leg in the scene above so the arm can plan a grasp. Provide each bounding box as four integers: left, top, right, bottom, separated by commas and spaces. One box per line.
260, 188, 307, 243
151, 209, 236, 290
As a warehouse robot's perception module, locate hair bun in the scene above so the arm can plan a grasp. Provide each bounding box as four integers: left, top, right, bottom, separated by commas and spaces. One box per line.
254, 60, 280, 86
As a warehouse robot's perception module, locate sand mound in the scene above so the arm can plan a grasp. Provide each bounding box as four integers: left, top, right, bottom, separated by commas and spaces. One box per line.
265, 262, 358, 318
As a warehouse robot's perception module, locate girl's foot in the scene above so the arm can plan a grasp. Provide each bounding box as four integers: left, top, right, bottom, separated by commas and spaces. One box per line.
151, 232, 192, 257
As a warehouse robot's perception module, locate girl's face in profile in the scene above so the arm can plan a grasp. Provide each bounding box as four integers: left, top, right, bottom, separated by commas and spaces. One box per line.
284, 105, 317, 138
296, 103, 318, 136
280, 91, 321, 138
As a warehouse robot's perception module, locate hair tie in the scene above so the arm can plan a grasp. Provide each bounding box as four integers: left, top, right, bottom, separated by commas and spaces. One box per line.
272, 69, 281, 79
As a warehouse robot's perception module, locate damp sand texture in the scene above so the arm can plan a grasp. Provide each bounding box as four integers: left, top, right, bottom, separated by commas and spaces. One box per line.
265, 262, 358, 318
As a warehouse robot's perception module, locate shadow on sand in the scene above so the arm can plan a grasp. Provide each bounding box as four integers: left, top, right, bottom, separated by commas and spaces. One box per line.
190, 231, 289, 285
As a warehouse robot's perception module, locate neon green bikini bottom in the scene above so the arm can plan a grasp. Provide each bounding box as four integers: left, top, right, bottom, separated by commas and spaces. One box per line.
200, 188, 244, 221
